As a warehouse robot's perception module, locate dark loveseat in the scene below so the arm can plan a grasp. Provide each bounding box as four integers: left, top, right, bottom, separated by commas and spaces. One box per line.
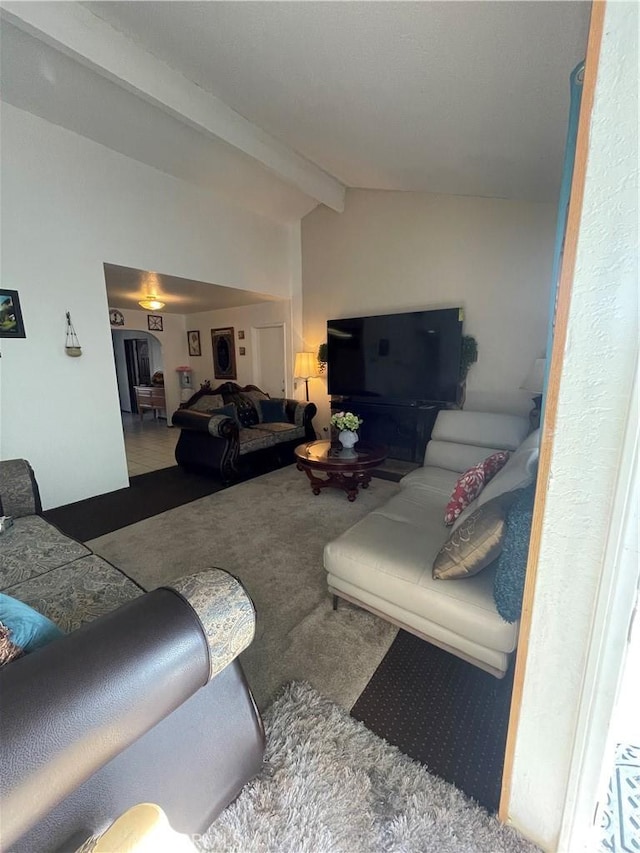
0, 460, 264, 852
172, 382, 317, 482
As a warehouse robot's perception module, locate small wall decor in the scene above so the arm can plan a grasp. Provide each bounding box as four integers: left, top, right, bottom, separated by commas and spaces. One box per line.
148, 315, 163, 332
239, 346, 246, 356
109, 308, 125, 326
238, 330, 245, 340
0, 289, 26, 338
187, 330, 201, 356
65, 311, 82, 357
211, 327, 237, 380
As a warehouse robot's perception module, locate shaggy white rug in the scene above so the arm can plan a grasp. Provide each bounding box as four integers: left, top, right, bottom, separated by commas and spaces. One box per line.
198, 682, 539, 853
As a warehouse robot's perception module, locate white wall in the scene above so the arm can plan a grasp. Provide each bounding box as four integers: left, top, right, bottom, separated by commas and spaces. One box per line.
184, 300, 293, 395
507, 2, 639, 848
302, 189, 556, 430
0, 102, 294, 509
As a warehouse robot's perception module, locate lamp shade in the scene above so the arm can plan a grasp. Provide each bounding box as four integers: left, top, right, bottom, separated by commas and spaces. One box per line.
521, 358, 547, 394
294, 352, 317, 379
138, 297, 165, 311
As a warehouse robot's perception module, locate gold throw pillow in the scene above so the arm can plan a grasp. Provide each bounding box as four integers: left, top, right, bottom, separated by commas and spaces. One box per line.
433, 496, 508, 580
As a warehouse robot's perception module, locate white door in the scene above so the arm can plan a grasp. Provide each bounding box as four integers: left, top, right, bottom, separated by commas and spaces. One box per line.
254, 325, 286, 397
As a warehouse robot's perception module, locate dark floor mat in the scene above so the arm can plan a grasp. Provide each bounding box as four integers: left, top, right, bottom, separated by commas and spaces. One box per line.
351, 630, 515, 813
44, 465, 225, 541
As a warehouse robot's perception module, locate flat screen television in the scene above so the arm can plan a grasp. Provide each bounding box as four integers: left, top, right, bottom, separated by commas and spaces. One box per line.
327, 308, 463, 403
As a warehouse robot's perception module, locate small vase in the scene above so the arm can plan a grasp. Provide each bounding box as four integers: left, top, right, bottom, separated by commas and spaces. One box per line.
338, 429, 358, 450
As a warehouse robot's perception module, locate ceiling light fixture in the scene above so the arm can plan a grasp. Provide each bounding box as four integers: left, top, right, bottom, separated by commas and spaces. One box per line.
138, 296, 165, 311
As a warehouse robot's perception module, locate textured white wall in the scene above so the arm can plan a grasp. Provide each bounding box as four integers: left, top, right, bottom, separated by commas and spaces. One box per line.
302, 189, 556, 430
0, 103, 292, 509
507, 2, 639, 848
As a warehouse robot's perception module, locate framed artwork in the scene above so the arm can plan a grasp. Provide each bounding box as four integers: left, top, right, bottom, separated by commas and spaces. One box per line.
147, 314, 163, 332
187, 330, 201, 356
239, 346, 246, 356
109, 308, 125, 326
0, 289, 26, 338
211, 327, 237, 380
238, 330, 245, 340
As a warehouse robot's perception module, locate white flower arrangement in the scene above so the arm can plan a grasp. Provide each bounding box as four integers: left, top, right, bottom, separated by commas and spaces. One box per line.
330, 411, 363, 432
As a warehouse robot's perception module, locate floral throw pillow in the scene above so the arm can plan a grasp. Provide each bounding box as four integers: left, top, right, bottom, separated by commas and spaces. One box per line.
482, 451, 510, 484
444, 463, 486, 526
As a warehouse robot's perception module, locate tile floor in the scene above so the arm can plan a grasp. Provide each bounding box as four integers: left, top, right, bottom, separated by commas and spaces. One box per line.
122, 412, 178, 478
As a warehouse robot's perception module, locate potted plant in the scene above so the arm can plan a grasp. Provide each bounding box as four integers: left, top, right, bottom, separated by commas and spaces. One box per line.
317, 342, 328, 375
457, 335, 478, 407
330, 410, 363, 450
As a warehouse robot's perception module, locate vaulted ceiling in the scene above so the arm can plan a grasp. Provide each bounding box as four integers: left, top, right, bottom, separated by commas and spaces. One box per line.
1, 1, 591, 222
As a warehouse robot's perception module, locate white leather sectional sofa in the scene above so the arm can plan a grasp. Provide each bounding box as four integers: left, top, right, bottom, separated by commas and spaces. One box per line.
324, 410, 540, 677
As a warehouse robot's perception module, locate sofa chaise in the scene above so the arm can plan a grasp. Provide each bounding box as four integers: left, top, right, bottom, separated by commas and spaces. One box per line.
0, 459, 264, 852
172, 382, 317, 482
324, 410, 540, 678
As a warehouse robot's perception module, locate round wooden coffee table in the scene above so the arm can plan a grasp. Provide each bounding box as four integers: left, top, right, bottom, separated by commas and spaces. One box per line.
294, 440, 388, 502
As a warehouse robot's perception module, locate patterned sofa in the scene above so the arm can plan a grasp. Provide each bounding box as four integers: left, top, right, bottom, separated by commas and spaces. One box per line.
172, 382, 317, 482
0, 459, 265, 852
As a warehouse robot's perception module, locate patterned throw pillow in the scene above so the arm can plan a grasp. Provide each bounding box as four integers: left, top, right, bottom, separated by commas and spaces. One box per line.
188, 394, 224, 414
444, 463, 486, 526
0, 593, 64, 653
227, 393, 260, 427
493, 484, 536, 622
482, 451, 510, 484
433, 496, 508, 579
0, 622, 24, 667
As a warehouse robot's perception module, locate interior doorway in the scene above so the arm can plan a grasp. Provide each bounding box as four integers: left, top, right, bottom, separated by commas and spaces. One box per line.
112, 330, 163, 415
123, 338, 152, 411
111, 329, 177, 478
253, 324, 286, 397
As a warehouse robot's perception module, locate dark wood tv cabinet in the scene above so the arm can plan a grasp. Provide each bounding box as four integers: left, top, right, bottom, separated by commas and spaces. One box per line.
330, 399, 443, 463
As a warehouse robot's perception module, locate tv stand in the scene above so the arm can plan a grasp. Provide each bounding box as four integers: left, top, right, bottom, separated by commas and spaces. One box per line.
330, 398, 444, 463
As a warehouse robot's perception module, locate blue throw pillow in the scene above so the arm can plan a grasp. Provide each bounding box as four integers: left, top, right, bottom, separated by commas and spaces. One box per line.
493, 484, 536, 623
210, 403, 240, 426
0, 593, 64, 653
259, 399, 286, 424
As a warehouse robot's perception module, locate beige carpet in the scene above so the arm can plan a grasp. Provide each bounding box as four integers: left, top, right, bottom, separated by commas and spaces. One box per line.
88, 465, 400, 710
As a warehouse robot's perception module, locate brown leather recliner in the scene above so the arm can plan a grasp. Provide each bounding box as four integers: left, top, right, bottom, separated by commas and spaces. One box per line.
0, 572, 265, 853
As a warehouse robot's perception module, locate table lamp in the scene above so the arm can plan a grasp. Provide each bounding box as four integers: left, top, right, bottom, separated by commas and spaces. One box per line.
294, 352, 317, 402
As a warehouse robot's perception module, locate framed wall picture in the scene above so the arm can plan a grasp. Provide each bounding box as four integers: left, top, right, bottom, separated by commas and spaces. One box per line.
238, 330, 245, 340
0, 289, 26, 338
148, 314, 163, 332
239, 346, 246, 356
211, 327, 237, 380
187, 330, 201, 356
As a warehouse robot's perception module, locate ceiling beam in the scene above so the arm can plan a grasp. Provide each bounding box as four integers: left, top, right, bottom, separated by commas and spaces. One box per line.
0, 1, 345, 213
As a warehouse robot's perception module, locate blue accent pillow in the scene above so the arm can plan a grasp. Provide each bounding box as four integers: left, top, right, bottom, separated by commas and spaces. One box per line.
493, 484, 536, 623
259, 399, 286, 424
0, 593, 64, 653
210, 403, 240, 426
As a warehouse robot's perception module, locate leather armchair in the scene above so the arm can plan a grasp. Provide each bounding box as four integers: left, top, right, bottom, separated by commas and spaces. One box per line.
0, 570, 265, 853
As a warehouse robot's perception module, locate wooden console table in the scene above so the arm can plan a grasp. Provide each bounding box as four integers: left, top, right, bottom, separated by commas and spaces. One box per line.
134, 385, 165, 420
295, 440, 388, 502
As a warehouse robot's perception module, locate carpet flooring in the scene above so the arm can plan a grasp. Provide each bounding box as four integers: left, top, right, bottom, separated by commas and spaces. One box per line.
198, 682, 538, 853
351, 631, 515, 814
43, 465, 225, 540
87, 464, 400, 710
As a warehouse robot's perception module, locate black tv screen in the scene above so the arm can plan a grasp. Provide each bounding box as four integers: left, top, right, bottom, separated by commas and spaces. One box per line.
327, 308, 463, 403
